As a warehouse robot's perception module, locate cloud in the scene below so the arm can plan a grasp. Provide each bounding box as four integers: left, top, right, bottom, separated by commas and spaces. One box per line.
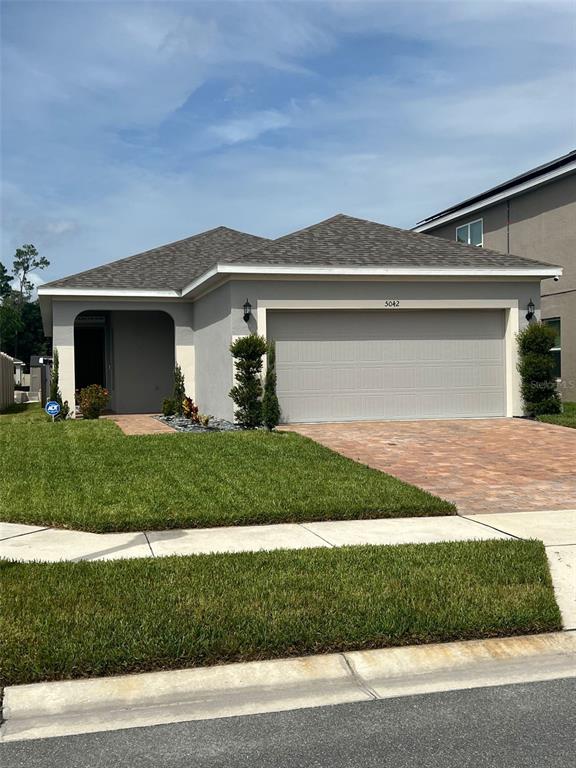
209, 110, 292, 144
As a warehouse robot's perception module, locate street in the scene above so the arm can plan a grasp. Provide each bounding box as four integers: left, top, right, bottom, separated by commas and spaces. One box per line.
2, 678, 574, 767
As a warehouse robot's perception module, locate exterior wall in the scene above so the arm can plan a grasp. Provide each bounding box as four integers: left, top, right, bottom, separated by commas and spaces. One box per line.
0, 352, 14, 410
51, 298, 193, 415
110, 311, 174, 413
424, 173, 576, 399
193, 283, 233, 420
223, 278, 541, 419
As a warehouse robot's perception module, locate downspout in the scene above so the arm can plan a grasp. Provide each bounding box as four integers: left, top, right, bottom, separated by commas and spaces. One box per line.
506, 199, 510, 253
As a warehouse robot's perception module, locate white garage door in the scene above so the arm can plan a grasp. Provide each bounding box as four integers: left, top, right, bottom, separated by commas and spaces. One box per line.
268, 309, 507, 423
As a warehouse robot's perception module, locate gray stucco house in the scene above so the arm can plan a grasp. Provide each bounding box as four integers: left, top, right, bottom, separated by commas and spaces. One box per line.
414, 150, 576, 400
38, 214, 561, 422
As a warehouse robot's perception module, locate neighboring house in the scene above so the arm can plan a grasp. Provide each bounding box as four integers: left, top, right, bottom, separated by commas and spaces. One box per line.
38, 215, 561, 423
414, 150, 576, 401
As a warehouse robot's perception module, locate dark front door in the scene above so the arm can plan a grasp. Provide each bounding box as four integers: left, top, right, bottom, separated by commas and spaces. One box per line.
75, 326, 106, 391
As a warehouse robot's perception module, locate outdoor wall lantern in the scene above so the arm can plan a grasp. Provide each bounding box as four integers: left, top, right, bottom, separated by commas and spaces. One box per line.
525, 299, 535, 322
243, 299, 252, 323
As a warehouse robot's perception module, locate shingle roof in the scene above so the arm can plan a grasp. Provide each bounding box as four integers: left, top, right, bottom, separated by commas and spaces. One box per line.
225, 214, 557, 271
43, 227, 270, 291
43, 214, 558, 293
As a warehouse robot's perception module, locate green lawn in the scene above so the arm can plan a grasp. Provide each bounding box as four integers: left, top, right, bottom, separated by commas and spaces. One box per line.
0, 539, 560, 686
537, 401, 576, 429
0, 405, 454, 532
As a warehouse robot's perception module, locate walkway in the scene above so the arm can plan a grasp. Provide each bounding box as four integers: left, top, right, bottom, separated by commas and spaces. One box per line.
103, 414, 175, 435
285, 419, 576, 515
1, 510, 574, 628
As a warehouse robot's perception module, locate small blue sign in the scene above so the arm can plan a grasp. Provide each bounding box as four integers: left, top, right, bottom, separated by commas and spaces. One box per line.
45, 400, 61, 418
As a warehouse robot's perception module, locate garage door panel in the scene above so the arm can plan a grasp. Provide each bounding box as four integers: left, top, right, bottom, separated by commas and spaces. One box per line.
268, 310, 506, 423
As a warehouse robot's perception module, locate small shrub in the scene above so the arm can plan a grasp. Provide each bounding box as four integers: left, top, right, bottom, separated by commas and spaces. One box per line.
262, 341, 281, 431
198, 413, 211, 427
182, 396, 199, 423
48, 349, 69, 420
162, 398, 177, 417
78, 384, 109, 420
229, 334, 267, 429
517, 322, 561, 417
173, 364, 186, 415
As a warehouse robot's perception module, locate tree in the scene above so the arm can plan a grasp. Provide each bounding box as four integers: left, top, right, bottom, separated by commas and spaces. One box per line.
229, 334, 267, 429
517, 322, 561, 416
0, 246, 50, 361
173, 363, 186, 415
262, 341, 281, 430
12, 244, 50, 303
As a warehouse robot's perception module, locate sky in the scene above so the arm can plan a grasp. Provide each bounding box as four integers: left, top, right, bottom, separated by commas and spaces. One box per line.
1, 0, 575, 284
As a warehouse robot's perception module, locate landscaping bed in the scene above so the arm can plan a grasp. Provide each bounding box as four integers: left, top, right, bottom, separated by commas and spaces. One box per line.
0, 405, 455, 532
0, 539, 560, 686
537, 401, 576, 429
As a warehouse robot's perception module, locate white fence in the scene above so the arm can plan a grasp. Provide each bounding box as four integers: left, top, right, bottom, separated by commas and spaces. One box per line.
0, 352, 15, 410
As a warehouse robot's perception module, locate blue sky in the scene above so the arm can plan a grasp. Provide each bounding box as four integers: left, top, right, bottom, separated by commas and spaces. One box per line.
1, 0, 575, 284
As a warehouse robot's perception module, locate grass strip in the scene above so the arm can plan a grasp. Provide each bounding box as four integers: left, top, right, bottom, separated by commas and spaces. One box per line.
537, 401, 576, 429
0, 405, 454, 532
0, 539, 561, 686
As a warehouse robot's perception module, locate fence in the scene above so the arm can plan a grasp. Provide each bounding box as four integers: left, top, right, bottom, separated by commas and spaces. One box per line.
0, 352, 15, 410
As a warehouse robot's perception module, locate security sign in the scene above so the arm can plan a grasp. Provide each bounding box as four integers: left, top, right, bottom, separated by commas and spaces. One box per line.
45, 400, 61, 418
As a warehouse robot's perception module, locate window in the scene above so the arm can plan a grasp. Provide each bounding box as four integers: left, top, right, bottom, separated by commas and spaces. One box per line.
456, 219, 483, 246
543, 318, 561, 379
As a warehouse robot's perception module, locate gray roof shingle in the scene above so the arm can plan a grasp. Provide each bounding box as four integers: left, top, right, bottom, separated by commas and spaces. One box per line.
43, 227, 270, 291
43, 214, 558, 292
225, 214, 558, 270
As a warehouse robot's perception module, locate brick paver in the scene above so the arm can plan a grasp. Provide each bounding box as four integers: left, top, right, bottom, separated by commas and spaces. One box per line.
285, 419, 576, 515
103, 414, 175, 436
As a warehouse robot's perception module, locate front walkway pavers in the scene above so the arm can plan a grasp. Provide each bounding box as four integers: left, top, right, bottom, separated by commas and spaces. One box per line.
102, 414, 175, 435
285, 419, 576, 515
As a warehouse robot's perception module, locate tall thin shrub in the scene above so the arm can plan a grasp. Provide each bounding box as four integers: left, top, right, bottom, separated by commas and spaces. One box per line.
517, 322, 561, 416
173, 363, 186, 415
49, 349, 69, 420
262, 341, 281, 431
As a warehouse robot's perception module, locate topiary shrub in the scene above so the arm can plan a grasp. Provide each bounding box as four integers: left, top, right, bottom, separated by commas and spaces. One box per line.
262, 341, 281, 431
229, 334, 267, 429
78, 384, 109, 420
517, 322, 561, 417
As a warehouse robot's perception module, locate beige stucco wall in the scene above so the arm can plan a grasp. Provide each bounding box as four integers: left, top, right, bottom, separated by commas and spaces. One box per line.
51, 298, 194, 415
424, 172, 576, 399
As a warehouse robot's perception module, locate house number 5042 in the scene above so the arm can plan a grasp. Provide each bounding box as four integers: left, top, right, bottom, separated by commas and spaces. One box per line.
384, 300, 400, 307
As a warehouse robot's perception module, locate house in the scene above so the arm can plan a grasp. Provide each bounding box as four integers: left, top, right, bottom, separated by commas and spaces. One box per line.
414, 150, 576, 401
38, 214, 561, 423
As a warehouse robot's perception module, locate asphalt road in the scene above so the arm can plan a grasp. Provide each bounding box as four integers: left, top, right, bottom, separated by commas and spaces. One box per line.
2, 678, 575, 768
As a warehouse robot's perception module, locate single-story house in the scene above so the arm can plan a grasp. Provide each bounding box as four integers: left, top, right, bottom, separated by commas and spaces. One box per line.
38, 214, 562, 422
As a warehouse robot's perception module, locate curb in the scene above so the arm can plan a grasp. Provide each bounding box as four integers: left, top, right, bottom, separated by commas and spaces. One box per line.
2, 631, 575, 743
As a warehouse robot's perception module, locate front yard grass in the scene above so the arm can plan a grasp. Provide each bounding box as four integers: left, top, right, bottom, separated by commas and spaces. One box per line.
0, 539, 560, 686
537, 401, 576, 429
0, 405, 454, 532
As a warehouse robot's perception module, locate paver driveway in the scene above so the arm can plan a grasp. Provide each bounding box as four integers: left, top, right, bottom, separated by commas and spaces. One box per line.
286, 419, 576, 515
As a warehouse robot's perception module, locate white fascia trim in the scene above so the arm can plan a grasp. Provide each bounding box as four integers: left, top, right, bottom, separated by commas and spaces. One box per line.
37, 287, 180, 298
181, 263, 561, 295
414, 161, 576, 232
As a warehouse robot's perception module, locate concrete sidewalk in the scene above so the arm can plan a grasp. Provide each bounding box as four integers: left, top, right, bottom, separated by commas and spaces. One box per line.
2, 510, 574, 629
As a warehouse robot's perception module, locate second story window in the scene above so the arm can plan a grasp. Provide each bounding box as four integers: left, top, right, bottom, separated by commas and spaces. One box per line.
456, 219, 483, 246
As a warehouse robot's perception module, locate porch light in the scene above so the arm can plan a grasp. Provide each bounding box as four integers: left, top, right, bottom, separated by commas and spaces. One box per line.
526, 299, 535, 322
243, 300, 252, 323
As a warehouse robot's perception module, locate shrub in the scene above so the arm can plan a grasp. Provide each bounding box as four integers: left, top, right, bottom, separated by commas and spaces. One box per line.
162, 398, 177, 417
229, 334, 267, 429
48, 349, 69, 420
517, 323, 561, 417
173, 364, 186, 415
78, 384, 109, 420
182, 396, 199, 423
262, 341, 281, 431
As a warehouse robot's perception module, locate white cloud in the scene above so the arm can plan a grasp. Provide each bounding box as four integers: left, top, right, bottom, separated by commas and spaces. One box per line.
210, 110, 292, 144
